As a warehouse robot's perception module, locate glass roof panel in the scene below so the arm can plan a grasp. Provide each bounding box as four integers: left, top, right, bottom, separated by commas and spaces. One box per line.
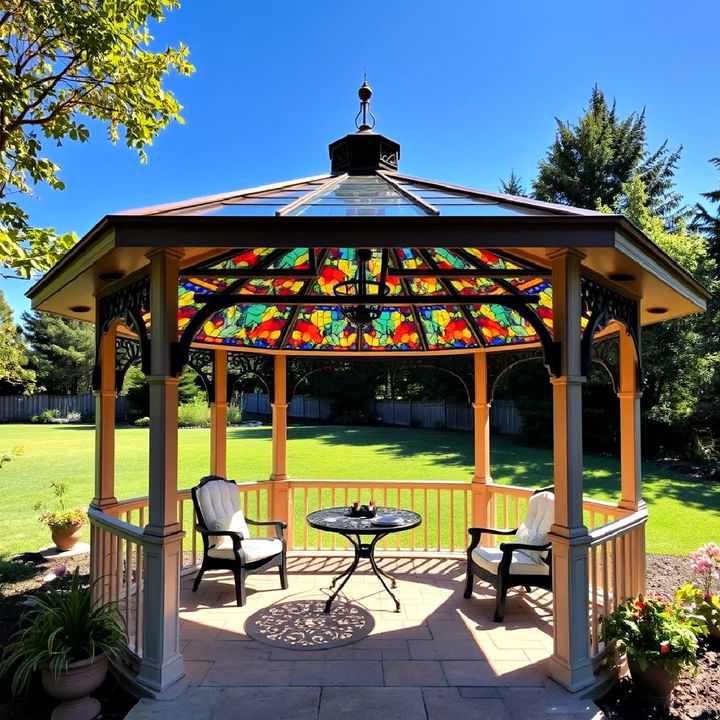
471, 304, 540, 346
418, 306, 477, 350
285, 306, 358, 351
363, 307, 422, 351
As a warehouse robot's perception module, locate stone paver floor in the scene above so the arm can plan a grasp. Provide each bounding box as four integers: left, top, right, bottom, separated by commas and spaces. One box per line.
126, 556, 603, 720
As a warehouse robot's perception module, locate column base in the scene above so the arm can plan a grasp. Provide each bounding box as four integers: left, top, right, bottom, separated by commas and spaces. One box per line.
546, 654, 596, 693
137, 652, 185, 693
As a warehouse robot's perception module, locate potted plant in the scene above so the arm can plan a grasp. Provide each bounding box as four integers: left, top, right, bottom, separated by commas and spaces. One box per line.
600, 594, 704, 704
676, 542, 720, 639
34, 481, 88, 551
0, 568, 127, 720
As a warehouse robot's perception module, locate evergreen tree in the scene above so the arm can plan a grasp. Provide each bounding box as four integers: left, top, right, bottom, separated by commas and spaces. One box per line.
0, 290, 36, 394
498, 170, 527, 196
22, 311, 94, 395
532, 86, 683, 221
692, 157, 720, 263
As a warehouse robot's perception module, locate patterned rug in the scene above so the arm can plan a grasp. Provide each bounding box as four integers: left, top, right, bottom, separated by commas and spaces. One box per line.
245, 599, 374, 650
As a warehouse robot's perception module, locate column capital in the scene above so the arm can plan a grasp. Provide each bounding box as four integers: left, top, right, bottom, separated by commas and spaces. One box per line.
271, 403, 289, 409
471, 402, 492, 410
145, 247, 185, 261
617, 390, 643, 400
546, 247, 587, 262
550, 375, 586, 386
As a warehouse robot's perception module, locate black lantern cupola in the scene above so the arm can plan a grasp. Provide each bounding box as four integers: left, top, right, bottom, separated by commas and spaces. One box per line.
328, 80, 400, 175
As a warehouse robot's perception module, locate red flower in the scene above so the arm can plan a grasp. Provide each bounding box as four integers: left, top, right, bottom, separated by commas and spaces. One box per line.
634, 600, 646, 610
660, 642, 670, 654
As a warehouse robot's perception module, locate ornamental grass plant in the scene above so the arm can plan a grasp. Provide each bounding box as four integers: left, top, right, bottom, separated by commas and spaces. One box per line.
0, 568, 127, 696
600, 595, 704, 679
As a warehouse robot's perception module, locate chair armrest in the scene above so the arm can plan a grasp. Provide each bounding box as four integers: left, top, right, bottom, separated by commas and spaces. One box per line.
194, 524, 244, 549
498, 541, 552, 570
467, 527, 517, 552
245, 518, 286, 540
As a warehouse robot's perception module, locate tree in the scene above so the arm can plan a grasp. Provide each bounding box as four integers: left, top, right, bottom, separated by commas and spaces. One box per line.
22, 311, 95, 394
0, 289, 36, 393
532, 86, 683, 221
498, 170, 527, 197
0, 1, 193, 277
692, 157, 720, 263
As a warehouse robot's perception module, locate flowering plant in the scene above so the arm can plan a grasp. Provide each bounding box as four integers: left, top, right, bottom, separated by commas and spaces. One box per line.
600, 595, 703, 676
675, 542, 720, 632
34, 481, 87, 530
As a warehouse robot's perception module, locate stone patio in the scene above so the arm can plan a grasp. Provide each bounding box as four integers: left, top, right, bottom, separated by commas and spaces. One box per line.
126, 556, 603, 720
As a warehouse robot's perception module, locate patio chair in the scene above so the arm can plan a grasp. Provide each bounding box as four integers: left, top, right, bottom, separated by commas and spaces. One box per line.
464, 488, 554, 622
191, 475, 288, 606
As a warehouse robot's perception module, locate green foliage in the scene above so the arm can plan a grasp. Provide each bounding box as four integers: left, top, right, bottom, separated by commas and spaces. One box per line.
676, 583, 720, 634
227, 404, 243, 424
0, 568, 127, 696
0, 445, 22, 469
22, 311, 94, 394
177, 397, 209, 427
34, 480, 86, 530
133, 416, 149, 427
30, 408, 62, 423
600, 595, 703, 676
0, 289, 36, 394
0, 1, 194, 276
498, 170, 527, 196
532, 86, 683, 221
123, 366, 204, 418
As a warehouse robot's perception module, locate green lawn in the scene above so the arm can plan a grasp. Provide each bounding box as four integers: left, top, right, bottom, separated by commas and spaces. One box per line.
0, 423, 718, 559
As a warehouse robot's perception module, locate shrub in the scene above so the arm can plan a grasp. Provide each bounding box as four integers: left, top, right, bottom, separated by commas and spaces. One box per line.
29, 409, 62, 424
227, 405, 243, 424
178, 398, 210, 428
133, 416, 149, 427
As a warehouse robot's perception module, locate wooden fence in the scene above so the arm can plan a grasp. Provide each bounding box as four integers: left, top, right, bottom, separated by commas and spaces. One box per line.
0, 393, 129, 421
242, 393, 522, 435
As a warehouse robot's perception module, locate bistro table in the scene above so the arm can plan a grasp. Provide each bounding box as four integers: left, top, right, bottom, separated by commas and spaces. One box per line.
306, 506, 422, 613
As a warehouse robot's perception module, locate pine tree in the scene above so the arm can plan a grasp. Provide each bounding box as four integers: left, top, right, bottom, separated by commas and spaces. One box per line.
498, 170, 527, 196
692, 157, 720, 263
22, 311, 94, 395
532, 86, 683, 221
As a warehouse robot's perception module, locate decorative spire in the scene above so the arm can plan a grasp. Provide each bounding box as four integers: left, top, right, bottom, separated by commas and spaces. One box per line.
328, 80, 400, 175
355, 79, 376, 132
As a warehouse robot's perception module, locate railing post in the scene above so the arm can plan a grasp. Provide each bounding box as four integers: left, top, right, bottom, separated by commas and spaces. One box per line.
546, 249, 594, 693
472, 351, 492, 528
138, 249, 185, 692
271, 355, 289, 528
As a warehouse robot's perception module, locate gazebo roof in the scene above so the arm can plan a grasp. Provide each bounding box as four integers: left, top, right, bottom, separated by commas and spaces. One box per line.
27, 86, 709, 356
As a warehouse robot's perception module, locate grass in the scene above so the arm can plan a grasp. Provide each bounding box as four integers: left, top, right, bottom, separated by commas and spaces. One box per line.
0, 423, 718, 559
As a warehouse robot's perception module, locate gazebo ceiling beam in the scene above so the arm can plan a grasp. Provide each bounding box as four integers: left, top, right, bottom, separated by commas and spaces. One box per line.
180, 268, 550, 279
193, 292, 540, 308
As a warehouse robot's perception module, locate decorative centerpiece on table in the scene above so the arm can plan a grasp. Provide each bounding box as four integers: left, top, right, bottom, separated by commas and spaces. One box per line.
34, 481, 87, 552
675, 542, 720, 640
600, 594, 705, 704
348, 500, 377, 518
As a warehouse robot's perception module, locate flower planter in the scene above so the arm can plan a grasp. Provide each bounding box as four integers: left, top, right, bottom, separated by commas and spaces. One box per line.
51, 523, 84, 552
627, 657, 678, 705
41, 653, 107, 720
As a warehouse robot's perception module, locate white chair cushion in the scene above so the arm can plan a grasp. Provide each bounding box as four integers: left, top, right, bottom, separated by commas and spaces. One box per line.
208, 537, 283, 563
515, 522, 548, 564
523, 491, 554, 535
196, 480, 250, 543
472, 546, 550, 576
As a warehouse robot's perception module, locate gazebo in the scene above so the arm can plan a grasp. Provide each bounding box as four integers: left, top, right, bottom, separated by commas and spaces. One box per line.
27, 84, 708, 696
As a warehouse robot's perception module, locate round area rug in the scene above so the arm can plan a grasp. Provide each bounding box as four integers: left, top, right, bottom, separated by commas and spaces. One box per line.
245, 599, 374, 650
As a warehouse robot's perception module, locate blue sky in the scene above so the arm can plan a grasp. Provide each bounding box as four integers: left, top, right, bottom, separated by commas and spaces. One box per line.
3, 0, 719, 316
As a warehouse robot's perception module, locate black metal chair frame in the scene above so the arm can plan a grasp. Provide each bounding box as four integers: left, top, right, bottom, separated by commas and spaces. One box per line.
464, 488, 553, 622
191, 476, 288, 606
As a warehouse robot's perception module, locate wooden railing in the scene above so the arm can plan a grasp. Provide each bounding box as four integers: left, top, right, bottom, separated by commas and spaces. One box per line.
90, 478, 642, 666
588, 506, 648, 658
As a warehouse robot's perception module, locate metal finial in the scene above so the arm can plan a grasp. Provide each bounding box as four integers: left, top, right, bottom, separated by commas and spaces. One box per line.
355, 79, 376, 131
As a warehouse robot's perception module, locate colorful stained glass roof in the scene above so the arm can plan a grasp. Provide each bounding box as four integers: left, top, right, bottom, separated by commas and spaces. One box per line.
177, 241, 555, 353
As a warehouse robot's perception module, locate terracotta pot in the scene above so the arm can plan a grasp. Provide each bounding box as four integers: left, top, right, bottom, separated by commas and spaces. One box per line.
41, 653, 107, 720
51, 523, 84, 552
627, 657, 678, 705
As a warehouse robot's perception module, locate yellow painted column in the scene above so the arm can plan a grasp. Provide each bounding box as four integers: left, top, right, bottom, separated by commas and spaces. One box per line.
138, 248, 185, 692
546, 248, 594, 693
271, 354, 290, 527
471, 351, 492, 528
92, 324, 118, 510
210, 349, 228, 477
618, 323, 646, 594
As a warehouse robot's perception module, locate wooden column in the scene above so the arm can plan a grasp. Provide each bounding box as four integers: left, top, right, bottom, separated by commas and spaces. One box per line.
138, 248, 185, 692
546, 248, 594, 692
471, 351, 492, 528
92, 324, 118, 510
618, 323, 646, 594
210, 349, 228, 477
270, 354, 290, 526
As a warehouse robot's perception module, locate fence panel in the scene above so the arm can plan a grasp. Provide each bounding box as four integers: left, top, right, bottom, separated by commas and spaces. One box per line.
0, 392, 129, 421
